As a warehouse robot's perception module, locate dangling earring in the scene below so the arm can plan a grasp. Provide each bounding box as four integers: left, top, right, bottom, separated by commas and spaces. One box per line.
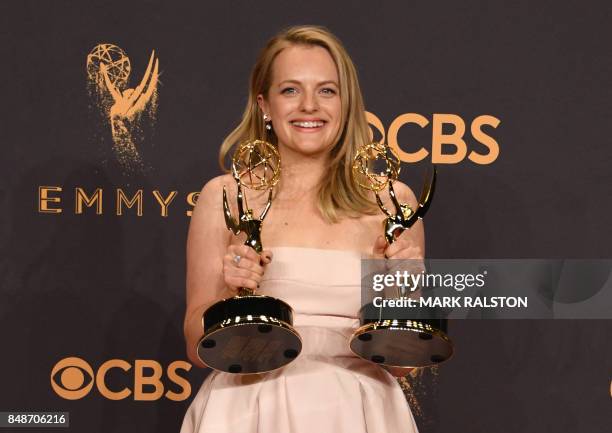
263, 114, 272, 131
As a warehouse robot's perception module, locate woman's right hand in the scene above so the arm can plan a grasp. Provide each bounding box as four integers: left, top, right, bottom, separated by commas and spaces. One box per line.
222, 244, 273, 294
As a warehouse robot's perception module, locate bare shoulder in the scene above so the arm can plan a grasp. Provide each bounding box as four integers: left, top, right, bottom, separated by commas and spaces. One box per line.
370, 180, 418, 210
189, 174, 237, 234
196, 173, 242, 212
365, 179, 425, 251
198, 173, 236, 202
390, 180, 418, 208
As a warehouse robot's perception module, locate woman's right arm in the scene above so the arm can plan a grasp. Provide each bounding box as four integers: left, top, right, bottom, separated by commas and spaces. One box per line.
184, 176, 231, 368
183, 175, 271, 368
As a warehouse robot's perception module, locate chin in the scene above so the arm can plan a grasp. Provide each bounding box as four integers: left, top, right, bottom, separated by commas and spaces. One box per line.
291, 142, 333, 157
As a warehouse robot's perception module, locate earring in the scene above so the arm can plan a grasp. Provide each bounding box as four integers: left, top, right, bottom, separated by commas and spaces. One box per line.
263, 114, 272, 131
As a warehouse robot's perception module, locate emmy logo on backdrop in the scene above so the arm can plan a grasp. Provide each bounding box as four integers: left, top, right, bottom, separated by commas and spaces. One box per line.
86, 44, 159, 172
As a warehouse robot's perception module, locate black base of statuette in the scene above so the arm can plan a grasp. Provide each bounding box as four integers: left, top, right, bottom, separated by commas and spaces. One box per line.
350, 312, 453, 368
198, 295, 302, 374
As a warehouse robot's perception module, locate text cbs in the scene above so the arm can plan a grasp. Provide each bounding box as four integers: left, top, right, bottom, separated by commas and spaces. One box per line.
366, 112, 500, 164
51, 357, 192, 401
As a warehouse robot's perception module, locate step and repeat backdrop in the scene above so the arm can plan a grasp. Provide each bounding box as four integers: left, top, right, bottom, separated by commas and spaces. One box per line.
1, 1, 611, 432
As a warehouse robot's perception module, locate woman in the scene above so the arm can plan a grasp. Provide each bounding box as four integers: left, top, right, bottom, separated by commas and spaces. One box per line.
182, 26, 424, 433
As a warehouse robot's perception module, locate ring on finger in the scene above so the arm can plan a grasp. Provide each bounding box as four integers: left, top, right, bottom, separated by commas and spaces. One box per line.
233, 255, 241, 266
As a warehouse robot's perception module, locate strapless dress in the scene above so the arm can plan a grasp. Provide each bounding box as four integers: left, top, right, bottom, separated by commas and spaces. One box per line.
180, 247, 419, 433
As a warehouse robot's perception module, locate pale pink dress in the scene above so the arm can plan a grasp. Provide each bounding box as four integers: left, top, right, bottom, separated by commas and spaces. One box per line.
181, 247, 419, 433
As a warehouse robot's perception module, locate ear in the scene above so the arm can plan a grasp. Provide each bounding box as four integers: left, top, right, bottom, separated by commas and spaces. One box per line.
256, 94, 269, 117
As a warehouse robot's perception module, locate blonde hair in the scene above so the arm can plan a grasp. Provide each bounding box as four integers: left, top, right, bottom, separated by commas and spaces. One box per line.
219, 25, 376, 222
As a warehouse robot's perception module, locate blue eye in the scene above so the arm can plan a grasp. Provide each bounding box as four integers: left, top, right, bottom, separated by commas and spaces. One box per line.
282, 87, 297, 95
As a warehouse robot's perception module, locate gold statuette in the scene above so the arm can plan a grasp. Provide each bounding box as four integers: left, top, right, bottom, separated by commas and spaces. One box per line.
349, 142, 453, 368
197, 140, 302, 374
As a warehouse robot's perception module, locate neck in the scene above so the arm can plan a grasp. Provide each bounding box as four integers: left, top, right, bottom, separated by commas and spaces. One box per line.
276, 146, 329, 198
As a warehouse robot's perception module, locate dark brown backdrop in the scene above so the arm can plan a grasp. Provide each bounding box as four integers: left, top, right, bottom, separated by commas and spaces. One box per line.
1, 1, 611, 432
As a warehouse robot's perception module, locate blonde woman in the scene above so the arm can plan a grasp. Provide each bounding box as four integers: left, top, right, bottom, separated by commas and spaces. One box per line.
182, 26, 423, 433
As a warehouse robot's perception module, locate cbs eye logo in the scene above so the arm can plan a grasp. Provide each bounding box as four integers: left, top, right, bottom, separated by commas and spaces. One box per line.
51, 357, 191, 401
51, 357, 94, 400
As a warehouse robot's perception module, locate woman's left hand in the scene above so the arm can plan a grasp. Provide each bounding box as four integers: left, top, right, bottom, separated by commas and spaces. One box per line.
372, 227, 424, 260
372, 229, 425, 276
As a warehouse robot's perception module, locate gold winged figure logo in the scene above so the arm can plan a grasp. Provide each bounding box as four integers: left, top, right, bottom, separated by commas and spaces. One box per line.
86, 44, 159, 172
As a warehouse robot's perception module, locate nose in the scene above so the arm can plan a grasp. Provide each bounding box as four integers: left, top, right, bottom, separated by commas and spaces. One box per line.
299, 89, 318, 113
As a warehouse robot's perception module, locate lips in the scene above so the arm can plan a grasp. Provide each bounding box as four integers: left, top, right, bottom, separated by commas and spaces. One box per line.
290, 119, 326, 130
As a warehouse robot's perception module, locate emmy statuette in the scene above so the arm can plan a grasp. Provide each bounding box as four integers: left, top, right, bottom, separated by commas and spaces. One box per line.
197, 140, 302, 374
349, 142, 453, 368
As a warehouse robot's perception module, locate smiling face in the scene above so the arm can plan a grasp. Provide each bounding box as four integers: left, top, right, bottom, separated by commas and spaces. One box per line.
257, 44, 342, 160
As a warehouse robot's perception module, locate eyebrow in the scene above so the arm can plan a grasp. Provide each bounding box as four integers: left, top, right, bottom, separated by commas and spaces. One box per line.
278, 79, 339, 87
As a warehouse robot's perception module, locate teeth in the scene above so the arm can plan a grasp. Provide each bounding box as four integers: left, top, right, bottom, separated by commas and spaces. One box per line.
292, 121, 324, 128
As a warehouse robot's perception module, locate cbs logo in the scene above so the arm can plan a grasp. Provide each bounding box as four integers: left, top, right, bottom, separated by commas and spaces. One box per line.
51, 357, 191, 401
366, 111, 501, 164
